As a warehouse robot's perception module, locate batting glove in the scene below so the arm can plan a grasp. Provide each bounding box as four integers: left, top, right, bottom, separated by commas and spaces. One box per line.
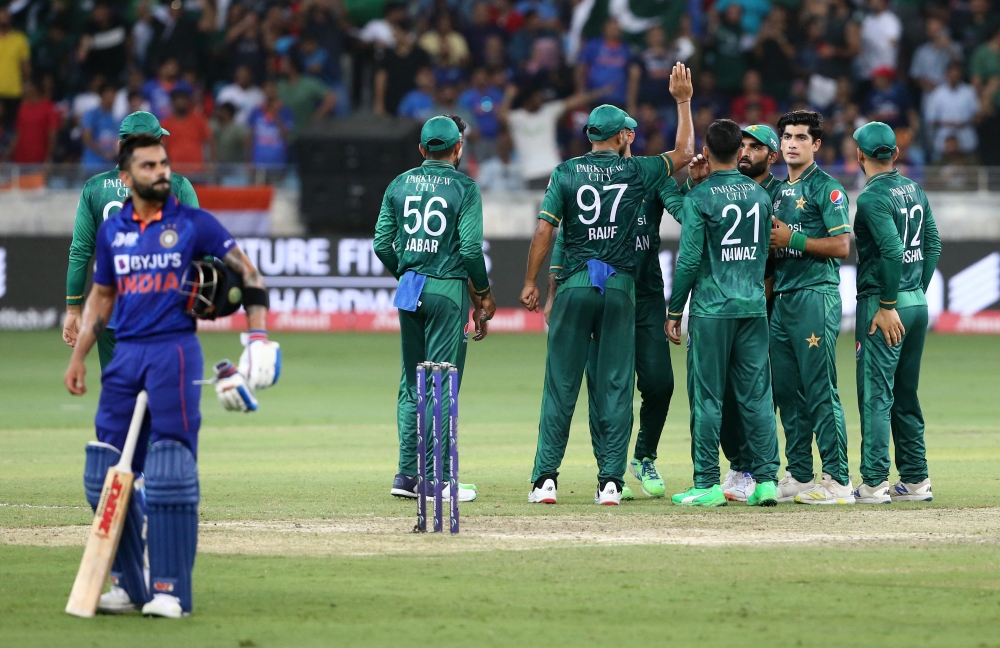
214, 360, 258, 412
238, 329, 281, 391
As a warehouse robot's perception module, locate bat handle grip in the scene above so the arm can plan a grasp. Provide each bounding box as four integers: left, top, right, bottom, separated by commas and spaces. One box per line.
115, 390, 148, 473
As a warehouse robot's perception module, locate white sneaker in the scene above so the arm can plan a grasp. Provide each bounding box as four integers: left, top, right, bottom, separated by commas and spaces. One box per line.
890, 478, 933, 502
141, 593, 187, 618
594, 481, 621, 506
777, 471, 814, 503
794, 473, 856, 505
528, 478, 557, 504
724, 472, 756, 502
854, 481, 892, 504
721, 469, 741, 493
427, 484, 477, 503
97, 586, 136, 614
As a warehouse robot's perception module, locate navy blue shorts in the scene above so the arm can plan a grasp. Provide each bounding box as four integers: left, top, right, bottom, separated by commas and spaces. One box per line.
95, 333, 203, 473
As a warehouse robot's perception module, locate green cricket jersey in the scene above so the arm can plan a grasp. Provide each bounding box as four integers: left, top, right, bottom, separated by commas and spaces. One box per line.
667, 169, 772, 320
373, 160, 491, 298
549, 176, 684, 300
854, 169, 941, 309
681, 172, 781, 204
66, 170, 199, 311
539, 150, 674, 282
771, 163, 851, 294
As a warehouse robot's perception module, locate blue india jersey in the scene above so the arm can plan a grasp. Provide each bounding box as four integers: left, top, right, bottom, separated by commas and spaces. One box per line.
93, 195, 236, 341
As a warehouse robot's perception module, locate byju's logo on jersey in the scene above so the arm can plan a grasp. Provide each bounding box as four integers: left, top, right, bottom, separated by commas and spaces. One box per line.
114, 255, 131, 275
112, 232, 139, 248
829, 190, 845, 205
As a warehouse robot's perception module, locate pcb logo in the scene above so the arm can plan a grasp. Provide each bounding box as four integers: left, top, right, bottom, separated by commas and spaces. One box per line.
829, 190, 845, 205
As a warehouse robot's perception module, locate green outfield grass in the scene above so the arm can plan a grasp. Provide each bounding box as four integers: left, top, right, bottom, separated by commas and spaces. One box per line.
1, 330, 999, 646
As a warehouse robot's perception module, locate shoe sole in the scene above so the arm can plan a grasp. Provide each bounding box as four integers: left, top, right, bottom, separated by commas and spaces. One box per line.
776, 495, 801, 503
640, 486, 665, 498
97, 606, 137, 615
673, 499, 728, 507
749, 498, 777, 507
390, 488, 417, 499
890, 496, 932, 502
528, 497, 557, 504
794, 497, 856, 505
856, 499, 892, 504
621, 493, 634, 501
597, 500, 620, 505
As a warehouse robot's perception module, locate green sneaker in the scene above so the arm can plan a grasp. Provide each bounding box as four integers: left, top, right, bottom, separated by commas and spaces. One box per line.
629, 457, 666, 498
747, 480, 778, 507
671, 485, 727, 507
459, 482, 477, 492
621, 482, 634, 500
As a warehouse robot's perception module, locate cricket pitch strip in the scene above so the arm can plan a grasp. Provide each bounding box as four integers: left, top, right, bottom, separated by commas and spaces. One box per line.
4, 508, 1000, 557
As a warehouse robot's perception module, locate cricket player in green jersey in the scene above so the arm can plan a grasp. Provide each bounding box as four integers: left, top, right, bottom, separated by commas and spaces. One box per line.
521, 63, 693, 506
665, 119, 780, 507
63, 112, 200, 370
374, 115, 496, 503
768, 110, 854, 505
544, 123, 692, 501
850, 122, 941, 504
685, 124, 782, 502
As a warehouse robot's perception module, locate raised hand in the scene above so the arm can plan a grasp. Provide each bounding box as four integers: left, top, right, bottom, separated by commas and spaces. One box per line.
669, 63, 693, 103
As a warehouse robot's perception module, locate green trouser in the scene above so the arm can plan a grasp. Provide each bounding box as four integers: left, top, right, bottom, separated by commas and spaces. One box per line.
586, 296, 673, 462
532, 280, 636, 487
770, 288, 849, 485
396, 290, 470, 478
855, 296, 929, 486
97, 328, 117, 371
686, 316, 779, 488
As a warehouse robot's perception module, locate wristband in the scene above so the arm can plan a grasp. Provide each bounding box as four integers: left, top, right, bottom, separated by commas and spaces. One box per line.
789, 231, 808, 252
677, 100, 690, 104
247, 328, 268, 343
243, 286, 269, 309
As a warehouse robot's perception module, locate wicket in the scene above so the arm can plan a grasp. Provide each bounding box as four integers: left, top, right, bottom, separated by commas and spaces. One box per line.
414, 362, 459, 534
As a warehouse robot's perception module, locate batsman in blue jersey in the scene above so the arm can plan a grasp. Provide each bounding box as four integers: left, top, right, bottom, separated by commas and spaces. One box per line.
64, 134, 280, 618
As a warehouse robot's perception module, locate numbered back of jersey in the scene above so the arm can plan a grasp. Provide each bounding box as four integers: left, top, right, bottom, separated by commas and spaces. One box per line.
703, 181, 771, 266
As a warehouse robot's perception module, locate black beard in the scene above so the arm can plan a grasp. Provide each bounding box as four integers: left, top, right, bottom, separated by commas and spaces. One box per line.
133, 178, 171, 202
738, 158, 769, 179
618, 143, 627, 156
454, 152, 463, 170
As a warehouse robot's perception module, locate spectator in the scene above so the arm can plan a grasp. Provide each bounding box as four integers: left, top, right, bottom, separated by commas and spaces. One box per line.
160, 88, 214, 172
477, 128, 524, 190
816, 0, 860, 83
277, 54, 337, 137
509, 10, 554, 68
358, 1, 408, 49
226, 10, 268, 85
576, 19, 631, 106
397, 66, 437, 120
858, 0, 902, 79
490, 0, 525, 37
971, 26, 1000, 164
796, 19, 824, 78
716, 0, 772, 36
629, 103, 668, 156
248, 81, 295, 169
705, 4, 749, 96
6, 78, 58, 164
71, 74, 105, 120
217, 65, 265, 125
374, 22, 433, 117
419, 12, 470, 69
148, 0, 200, 74
0, 7, 30, 130
910, 17, 963, 98
0, 104, 14, 159
753, 7, 796, 101
142, 58, 192, 120
864, 67, 917, 129
211, 102, 249, 164
628, 25, 677, 114
81, 83, 121, 172
924, 62, 980, 158
499, 83, 608, 188
730, 70, 777, 124
77, 1, 127, 84
433, 80, 478, 137
31, 21, 73, 101
692, 70, 728, 118
459, 67, 503, 158
955, 0, 999, 57
464, 2, 506, 67
131, 1, 156, 70
114, 69, 152, 121
515, 0, 560, 29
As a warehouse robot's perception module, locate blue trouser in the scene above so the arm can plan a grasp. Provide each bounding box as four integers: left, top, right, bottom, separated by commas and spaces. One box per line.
91, 332, 203, 611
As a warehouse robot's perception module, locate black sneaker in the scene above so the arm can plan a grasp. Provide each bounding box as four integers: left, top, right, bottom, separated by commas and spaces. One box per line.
529, 476, 557, 504
390, 473, 418, 498
594, 479, 621, 505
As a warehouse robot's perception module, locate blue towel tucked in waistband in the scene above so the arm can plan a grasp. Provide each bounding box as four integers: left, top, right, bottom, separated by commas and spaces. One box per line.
586, 259, 617, 295
393, 271, 427, 312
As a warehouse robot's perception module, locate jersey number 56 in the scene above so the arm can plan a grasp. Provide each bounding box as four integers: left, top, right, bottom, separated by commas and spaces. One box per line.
404, 196, 448, 236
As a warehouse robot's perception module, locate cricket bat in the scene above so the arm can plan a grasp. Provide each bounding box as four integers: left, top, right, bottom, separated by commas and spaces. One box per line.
65, 390, 148, 618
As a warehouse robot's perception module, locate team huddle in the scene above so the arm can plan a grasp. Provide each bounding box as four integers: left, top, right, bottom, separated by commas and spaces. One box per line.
380, 62, 941, 509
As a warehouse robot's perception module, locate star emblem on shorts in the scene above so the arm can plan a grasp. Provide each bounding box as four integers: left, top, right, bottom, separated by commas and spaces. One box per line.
795, 196, 807, 210
806, 333, 821, 347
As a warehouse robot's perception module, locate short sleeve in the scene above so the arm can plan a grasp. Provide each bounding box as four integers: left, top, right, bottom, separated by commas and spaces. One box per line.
538, 173, 563, 226
818, 180, 851, 235
93, 222, 116, 286
192, 209, 237, 259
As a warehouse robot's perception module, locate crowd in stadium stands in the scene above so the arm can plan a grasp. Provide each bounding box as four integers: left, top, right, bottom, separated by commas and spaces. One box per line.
0, 0, 997, 188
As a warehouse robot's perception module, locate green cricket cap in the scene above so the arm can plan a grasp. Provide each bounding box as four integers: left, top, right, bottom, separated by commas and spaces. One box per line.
420, 116, 461, 152
119, 111, 170, 138
742, 124, 779, 152
583, 104, 632, 141
853, 121, 896, 160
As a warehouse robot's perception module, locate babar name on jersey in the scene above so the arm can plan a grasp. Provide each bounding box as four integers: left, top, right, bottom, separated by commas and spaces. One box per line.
404, 237, 440, 253
709, 182, 758, 201
772, 223, 805, 259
